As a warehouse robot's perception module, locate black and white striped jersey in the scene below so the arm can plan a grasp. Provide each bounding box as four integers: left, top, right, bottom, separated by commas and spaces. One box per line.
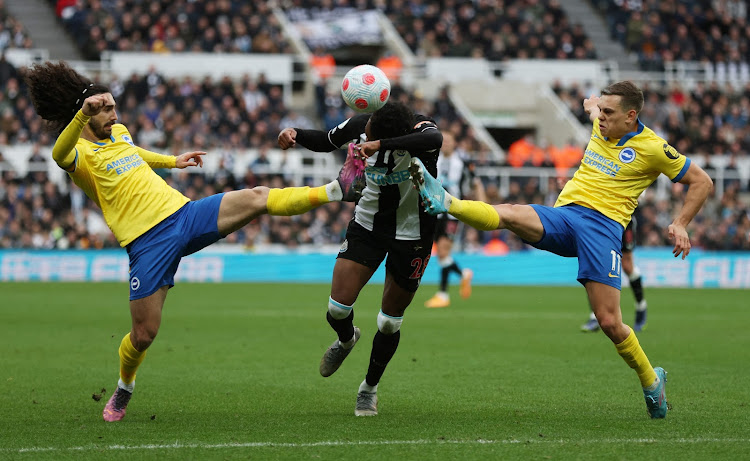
296, 113, 441, 241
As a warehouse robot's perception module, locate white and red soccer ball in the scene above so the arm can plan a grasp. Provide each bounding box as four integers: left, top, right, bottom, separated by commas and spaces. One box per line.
341, 65, 391, 113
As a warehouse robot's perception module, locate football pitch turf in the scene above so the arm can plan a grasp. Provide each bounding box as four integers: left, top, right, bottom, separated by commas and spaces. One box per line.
1, 282, 748, 460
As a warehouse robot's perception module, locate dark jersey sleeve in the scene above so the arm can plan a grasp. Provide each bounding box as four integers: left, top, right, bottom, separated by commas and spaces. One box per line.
379, 114, 442, 159
293, 114, 369, 152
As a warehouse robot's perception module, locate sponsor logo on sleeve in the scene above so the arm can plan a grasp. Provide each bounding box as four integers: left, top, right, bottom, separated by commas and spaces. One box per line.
663, 143, 680, 159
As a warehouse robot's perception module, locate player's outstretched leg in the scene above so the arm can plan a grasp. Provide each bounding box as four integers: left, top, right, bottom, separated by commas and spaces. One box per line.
643, 366, 668, 418
102, 387, 133, 422
320, 326, 361, 377
408, 158, 450, 215
337, 143, 367, 202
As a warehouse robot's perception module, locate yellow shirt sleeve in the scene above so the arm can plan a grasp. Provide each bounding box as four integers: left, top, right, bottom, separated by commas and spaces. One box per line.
650, 142, 689, 181
52, 110, 90, 171
137, 147, 177, 169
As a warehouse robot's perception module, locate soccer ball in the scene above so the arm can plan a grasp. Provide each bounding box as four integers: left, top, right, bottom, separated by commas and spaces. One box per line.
341, 65, 391, 114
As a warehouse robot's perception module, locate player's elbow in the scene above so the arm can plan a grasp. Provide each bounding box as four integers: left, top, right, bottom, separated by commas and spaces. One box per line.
696, 169, 714, 195
52, 146, 75, 169
430, 131, 444, 151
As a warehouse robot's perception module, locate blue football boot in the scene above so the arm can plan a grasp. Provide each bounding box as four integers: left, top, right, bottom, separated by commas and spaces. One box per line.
643, 366, 668, 418
408, 157, 449, 215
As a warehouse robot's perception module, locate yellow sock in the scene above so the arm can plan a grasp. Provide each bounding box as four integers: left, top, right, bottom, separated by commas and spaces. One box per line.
266, 186, 329, 216
615, 329, 657, 388
448, 198, 500, 231
119, 333, 147, 385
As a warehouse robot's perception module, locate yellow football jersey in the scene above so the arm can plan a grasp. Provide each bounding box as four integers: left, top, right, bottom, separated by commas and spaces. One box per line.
556, 118, 690, 227
55, 113, 189, 246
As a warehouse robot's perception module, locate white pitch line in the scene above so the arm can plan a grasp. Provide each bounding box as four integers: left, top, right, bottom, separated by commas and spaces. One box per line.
5, 437, 750, 454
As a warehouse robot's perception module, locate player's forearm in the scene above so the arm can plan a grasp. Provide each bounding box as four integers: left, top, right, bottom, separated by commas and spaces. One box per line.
673, 177, 712, 227
137, 147, 177, 169
380, 130, 443, 154
52, 110, 89, 168
294, 129, 337, 152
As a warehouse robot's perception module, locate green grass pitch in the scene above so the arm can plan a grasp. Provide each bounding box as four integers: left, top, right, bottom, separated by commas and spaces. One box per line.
1, 282, 748, 460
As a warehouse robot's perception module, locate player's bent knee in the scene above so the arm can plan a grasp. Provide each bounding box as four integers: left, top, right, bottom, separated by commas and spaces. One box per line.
245, 186, 270, 209
131, 327, 158, 351
377, 310, 403, 335
596, 315, 619, 336
328, 297, 353, 320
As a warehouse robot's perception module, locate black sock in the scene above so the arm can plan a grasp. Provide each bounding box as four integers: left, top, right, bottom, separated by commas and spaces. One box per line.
439, 267, 450, 291
365, 330, 400, 386
631, 277, 645, 304
327, 311, 354, 343
439, 262, 462, 291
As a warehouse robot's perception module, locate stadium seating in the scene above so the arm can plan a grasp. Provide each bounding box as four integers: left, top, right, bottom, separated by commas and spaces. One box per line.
592, 0, 750, 71
0, 2, 33, 51
2, 2, 749, 251
289, 0, 595, 61
55, 0, 291, 59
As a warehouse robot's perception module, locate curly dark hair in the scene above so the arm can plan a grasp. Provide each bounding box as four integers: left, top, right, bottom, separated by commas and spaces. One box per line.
23, 61, 110, 134
368, 101, 414, 141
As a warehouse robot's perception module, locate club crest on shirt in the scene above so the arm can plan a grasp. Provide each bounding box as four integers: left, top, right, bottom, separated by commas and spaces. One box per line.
663, 143, 680, 160
619, 147, 636, 164
122, 135, 135, 146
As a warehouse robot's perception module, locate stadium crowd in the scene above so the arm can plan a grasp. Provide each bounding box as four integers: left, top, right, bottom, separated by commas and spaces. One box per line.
593, 0, 750, 72
1, 2, 748, 251
49, 0, 596, 62
286, 0, 596, 61
53, 0, 291, 59
0, 0, 33, 52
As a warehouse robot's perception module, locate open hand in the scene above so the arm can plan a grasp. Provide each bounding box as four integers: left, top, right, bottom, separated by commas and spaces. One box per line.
667, 222, 691, 259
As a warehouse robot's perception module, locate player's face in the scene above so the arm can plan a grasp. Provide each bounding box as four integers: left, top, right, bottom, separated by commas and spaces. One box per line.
88, 93, 118, 140
597, 94, 636, 139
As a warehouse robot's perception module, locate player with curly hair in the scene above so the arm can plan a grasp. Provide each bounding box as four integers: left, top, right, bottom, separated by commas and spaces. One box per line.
24, 60, 348, 422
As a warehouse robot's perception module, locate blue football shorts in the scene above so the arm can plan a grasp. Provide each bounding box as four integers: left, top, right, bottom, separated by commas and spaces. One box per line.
527, 204, 626, 289
126, 193, 225, 300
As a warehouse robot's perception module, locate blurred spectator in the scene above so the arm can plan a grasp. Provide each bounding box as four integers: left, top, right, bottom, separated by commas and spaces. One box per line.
594, 0, 750, 72
290, 0, 593, 61
309, 46, 336, 82
376, 51, 403, 81
0, 1, 33, 51
57, 0, 291, 58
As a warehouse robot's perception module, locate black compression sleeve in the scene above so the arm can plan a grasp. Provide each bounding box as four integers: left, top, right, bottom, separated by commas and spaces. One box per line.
294, 128, 337, 152
379, 129, 442, 155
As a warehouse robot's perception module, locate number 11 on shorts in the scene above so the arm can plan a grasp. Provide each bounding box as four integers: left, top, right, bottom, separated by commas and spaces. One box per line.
610, 249, 621, 276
